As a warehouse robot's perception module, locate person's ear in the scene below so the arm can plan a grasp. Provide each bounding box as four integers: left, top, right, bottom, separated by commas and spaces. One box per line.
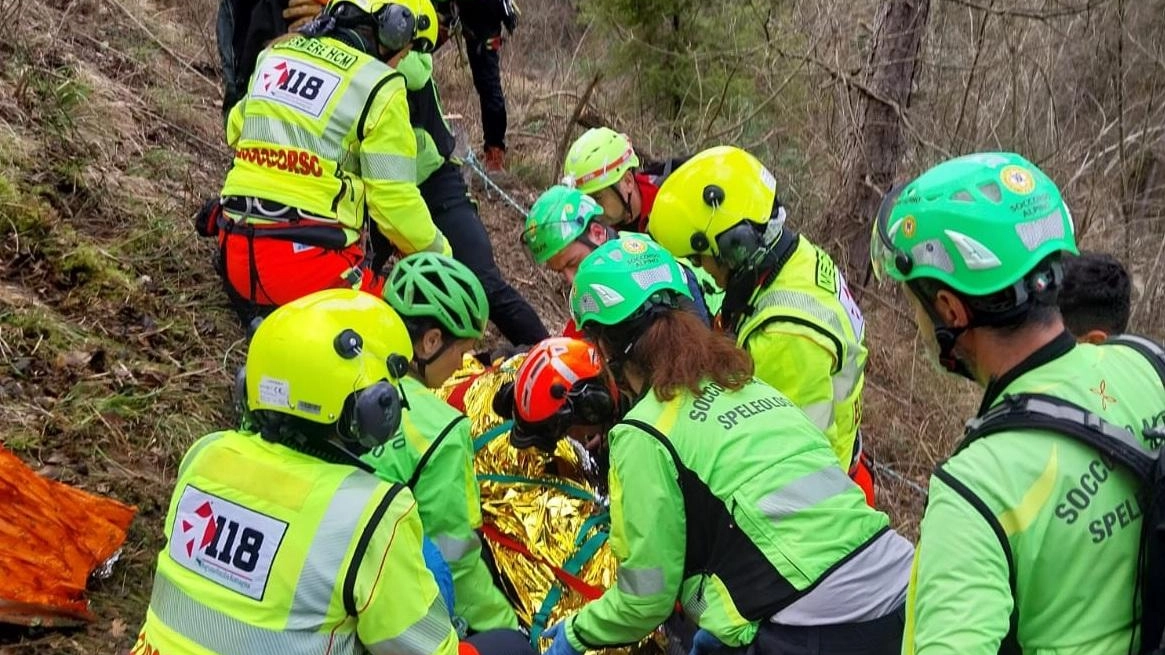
416, 327, 445, 359
933, 289, 971, 329
586, 221, 608, 243
1080, 329, 1109, 345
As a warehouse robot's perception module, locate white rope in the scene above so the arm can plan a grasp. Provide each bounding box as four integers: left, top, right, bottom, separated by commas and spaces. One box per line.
463, 151, 530, 217
872, 460, 929, 498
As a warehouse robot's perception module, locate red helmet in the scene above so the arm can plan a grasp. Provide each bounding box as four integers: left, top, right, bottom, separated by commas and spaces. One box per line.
501, 338, 617, 450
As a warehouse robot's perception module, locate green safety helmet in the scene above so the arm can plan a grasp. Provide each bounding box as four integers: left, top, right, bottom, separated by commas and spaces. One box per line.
241, 288, 412, 449
562, 128, 640, 195
385, 253, 490, 339
522, 185, 605, 264
570, 235, 692, 328
871, 152, 1078, 298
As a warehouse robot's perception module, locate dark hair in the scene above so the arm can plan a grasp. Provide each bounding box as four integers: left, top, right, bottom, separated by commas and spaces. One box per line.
1059, 251, 1131, 336
402, 314, 453, 342
621, 309, 754, 401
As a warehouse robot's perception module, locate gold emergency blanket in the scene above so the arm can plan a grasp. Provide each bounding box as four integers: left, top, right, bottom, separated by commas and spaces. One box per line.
438, 354, 617, 629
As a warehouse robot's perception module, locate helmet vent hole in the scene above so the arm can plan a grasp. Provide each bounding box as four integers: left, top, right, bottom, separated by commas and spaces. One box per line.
977, 183, 1003, 203
949, 190, 974, 203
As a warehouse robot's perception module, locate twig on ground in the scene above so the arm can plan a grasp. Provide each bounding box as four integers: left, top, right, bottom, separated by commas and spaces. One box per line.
555, 73, 602, 170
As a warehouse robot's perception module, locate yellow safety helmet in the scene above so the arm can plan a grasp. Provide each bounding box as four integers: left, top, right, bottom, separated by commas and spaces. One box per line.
240, 289, 413, 450
649, 146, 779, 261
324, 0, 433, 53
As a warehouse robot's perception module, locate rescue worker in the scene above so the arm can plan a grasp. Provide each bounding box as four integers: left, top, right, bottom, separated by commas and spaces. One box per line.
521, 185, 711, 333
561, 128, 722, 315
211, 0, 451, 324
536, 235, 913, 655
438, 0, 517, 171
649, 146, 874, 504
377, 50, 549, 346
132, 288, 460, 655
872, 152, 1165, 654
366, 252, 520, 633
1059, 251, 1131, 343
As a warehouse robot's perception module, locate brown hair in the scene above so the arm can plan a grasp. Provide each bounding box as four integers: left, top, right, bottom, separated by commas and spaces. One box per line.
627, 309, 754, 400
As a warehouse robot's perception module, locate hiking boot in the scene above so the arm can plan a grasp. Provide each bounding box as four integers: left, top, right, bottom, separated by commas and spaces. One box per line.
484, 146, 506, 173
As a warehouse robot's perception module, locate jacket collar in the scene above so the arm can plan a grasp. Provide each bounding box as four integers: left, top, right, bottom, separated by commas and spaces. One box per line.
977, 329, 1076, 416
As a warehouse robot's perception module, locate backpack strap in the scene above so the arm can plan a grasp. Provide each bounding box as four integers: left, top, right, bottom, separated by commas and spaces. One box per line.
1105, 335, 1165, 386
962, 393, 1157, 482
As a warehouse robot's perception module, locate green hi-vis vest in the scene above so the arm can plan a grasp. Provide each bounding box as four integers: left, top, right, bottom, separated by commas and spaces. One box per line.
221, 35, 445, 255
905, 336, 1165, 655
133, 430, 458, 655
568, 378, 888, 650
735, 235, 868, 469
362, 377, 518, 633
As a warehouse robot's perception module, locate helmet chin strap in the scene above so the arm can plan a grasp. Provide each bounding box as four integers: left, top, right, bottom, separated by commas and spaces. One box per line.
908, 282, 977, 381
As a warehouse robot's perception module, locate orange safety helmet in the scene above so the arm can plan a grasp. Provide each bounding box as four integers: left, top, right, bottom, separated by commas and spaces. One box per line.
495, 337, 618, 451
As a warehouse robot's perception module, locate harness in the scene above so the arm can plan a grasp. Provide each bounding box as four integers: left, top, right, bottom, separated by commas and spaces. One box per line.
217, 196, 366, 306
947, 334, 1165, 655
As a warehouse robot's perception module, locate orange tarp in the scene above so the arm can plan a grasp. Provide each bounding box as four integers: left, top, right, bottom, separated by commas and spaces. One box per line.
0, 444, 136, 626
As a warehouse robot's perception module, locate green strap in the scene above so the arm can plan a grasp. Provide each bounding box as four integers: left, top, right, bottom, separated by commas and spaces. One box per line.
474, 420, 514, 452
476, 473, 598, 503
528, 515, 611, 645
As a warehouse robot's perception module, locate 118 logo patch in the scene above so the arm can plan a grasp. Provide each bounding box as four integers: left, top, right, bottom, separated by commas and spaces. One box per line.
252, 57, 341, 118
170, 485, 287, 600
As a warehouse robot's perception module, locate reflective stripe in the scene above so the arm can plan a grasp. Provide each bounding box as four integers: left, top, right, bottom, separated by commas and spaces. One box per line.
753, 289, 847, 345
616, 566, 665, 596
433, 533, 479, 562
365, 595, 453, 655
757, 467, 854, 521
240, 115, 344, 161
363, 152, 417, 182
288, 470, 385, 627
151, 573, 359, 655
801, 400, 835, 433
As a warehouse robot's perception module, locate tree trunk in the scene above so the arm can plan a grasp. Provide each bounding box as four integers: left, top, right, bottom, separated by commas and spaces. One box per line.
829, 0, 930, 281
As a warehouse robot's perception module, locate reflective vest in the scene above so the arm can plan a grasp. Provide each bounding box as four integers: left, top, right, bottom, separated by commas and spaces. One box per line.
221, 35, 448, 255
905, 334, 1165, 655
567, 378, 889, 650
735, 234, 868, 469
362, 377, 519, 633
133, 430, 459, 655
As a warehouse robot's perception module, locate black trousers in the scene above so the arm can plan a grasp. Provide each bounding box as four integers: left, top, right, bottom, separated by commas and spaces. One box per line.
466, 629, 536, 655
724, 606, 905, 655
418, 163, 548, 346
459, 16, 507, 150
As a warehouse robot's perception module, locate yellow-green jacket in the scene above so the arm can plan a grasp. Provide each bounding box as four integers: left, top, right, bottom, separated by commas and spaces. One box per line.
222, 35, 449, 255
363, 376, 518, 633
133, 429, 458, 655
735, 234, 868, 469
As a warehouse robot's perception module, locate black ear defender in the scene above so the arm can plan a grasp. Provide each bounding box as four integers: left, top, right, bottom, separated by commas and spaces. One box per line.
345, 382, 403, 450
376, 3, 416, 52
690, 232, 710, 253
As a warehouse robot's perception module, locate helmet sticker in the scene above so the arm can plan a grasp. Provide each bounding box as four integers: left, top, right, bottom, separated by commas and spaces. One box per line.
760, 167, 777, 194
622, 237, 648, 254
258, 376, 291, 408
1000, 165, 1036, 195
902, 215, 917, 239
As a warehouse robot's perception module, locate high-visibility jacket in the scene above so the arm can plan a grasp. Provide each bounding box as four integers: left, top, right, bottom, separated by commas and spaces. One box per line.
904, 333, 1165, 655
565, 378, 900, 651
133, 430, 459, 655
396, 53, 455, 186
222, 34, 449, 256
734, 234, 868, 470
362, 377, 518, 633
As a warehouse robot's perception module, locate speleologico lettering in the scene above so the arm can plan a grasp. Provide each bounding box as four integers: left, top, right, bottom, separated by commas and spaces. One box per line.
716, 396, 794, 430
688, 382, 727, 422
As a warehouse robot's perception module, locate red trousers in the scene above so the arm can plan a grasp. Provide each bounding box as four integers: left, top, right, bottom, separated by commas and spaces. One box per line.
219, 231, 384, 308
850, 454, 877, 507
